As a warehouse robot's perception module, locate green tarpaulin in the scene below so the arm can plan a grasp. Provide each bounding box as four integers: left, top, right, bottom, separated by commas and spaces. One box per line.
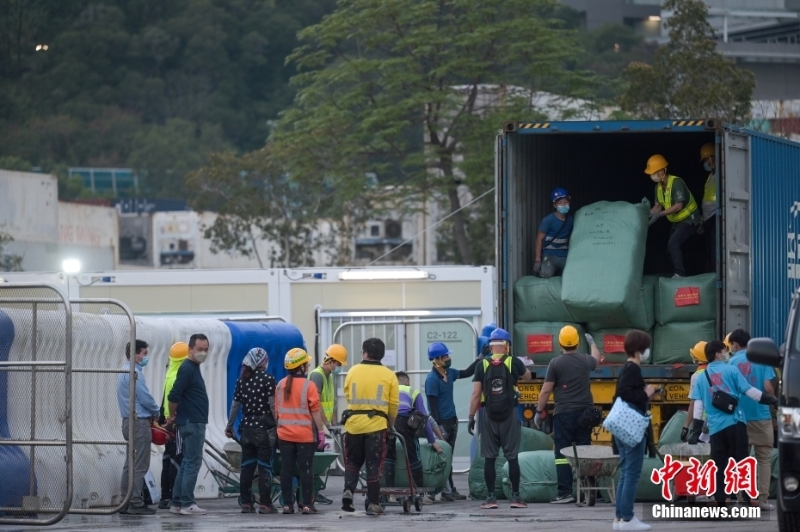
655, 273, 717, 325
658, 410, 687, 446
514, 276, 573, 323
653, 321, 716, 364
385, 439, 452, 489
501, 451, 558, 503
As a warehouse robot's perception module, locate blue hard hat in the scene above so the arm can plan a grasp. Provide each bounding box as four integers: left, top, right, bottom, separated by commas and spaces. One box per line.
481, 322, 497, 337
427, 342, 452, 360
489, 328, 511, 343
550, 187, 570, 203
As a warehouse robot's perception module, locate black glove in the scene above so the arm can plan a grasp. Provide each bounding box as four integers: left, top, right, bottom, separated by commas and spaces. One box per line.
759, 393, 778, 406
680, 427, 689, 442
468, 415, 476, 435
687, 419, 704, 445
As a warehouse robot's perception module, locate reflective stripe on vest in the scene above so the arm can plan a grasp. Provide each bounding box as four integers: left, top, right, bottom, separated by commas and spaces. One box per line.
349, 383, 388, 407
398, 384, 419, 414
276, 379, 312, 427
480, 355, 514, 403
311, 366, 334, 422
703, 173, 716, 203
656, 175, 698, 223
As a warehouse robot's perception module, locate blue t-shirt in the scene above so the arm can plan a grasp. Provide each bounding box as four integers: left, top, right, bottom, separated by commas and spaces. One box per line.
728, 350, 776, 422
538, 213, 573, 258
689, 361, 752, 435
425, 367, 460, 420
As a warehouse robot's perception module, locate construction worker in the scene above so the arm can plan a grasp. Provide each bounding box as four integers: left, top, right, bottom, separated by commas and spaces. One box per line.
275, 348, 329, 514
681, 341, 711, 445
645, 154, 701, 278
384, 371, 443, 494
341, 338, 399, 516
468, 327, 531, 509
308, 344, 347, 505
534, 327, 602, 504
424, 341, 480, 501
728, 329, 776, 510
698, 143, 717, 270
687, 341, 778, 506
158, 342, 188, 509
535, 187, 574, 278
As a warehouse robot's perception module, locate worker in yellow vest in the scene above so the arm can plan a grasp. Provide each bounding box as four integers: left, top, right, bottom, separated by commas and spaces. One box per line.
698, 143, 717, 271
308, 344, 347, 504
645, 154, 701, 278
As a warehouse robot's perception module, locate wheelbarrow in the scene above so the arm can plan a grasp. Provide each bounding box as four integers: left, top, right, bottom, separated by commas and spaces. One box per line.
272, 448, 339, 506
561, 444, 620, 507
332, 428, 435, 513
658, 442, 712, 502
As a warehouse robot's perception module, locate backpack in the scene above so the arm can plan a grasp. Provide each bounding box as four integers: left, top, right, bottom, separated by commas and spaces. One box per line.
482, 355, 516, 421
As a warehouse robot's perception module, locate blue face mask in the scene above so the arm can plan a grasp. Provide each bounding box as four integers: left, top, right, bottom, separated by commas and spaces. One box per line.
557, 205, 570, 214
332, 365, 342, 376
139, 357, 149, 367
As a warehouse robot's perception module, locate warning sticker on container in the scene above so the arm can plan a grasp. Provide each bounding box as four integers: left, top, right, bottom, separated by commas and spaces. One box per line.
527, 334, 553, 354
674, 287, 700, 307
603, 334, 626, 353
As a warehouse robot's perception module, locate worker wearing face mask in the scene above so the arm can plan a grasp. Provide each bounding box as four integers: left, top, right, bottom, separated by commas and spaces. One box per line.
534, 188, 574, 279
645, 155, 701, 279
697, 144, 717, 271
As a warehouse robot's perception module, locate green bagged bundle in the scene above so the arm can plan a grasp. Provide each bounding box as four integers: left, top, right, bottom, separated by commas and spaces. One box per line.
513, 322, 588, 366
501, 451, 558, 503
658, 410, 687, 446
612, 456, 668, 502
561, 201, 649, 324
584, 327, 653, 364
387, 439, 452, 489
514, 276, 573, 322
655, 273, 717, 325
653, 321, 716, 364
586, 281, 656, 331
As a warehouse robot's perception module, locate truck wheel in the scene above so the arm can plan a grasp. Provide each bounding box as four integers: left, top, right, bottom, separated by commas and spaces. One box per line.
778, 503, 800, 532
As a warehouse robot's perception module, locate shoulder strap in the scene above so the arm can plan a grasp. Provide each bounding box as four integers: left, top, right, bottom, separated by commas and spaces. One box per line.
543, 217, 569, 250
704, 368, 715, 390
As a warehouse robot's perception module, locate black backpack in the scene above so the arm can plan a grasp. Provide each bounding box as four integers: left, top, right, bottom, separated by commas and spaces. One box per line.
482, 355, 516, 421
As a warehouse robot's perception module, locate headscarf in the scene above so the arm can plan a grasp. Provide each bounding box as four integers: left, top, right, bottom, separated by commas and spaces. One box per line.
243, 347, 268, 371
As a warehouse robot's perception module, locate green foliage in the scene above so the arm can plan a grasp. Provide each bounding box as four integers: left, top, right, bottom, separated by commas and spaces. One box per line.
274, 0, 593, 265
0, 230, 23, 272
620, 0, 755, 123
0, 0, 336, 199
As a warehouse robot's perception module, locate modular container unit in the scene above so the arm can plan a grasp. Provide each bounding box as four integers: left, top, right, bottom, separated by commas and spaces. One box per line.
497, 118, 800, 349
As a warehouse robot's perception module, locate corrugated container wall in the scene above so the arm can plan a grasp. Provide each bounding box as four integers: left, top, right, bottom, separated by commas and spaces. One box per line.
750, 133, 800, 341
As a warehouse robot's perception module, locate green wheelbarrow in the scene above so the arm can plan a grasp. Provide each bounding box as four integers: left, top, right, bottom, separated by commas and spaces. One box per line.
271, 449, 339, 506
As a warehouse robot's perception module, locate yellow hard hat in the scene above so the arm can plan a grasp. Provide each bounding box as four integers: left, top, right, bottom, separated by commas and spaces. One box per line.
700, 143, 714, 161
644, 154, 668, 175
169, 342, 189, 360
559, 325, 580, 348
723, 333, 732, 350
689, 341, 707, 363
325, 344, 348, 365
284, 348, 310, 370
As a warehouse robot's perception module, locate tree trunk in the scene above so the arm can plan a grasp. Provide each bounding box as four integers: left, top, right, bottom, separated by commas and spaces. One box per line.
445, 182, 473, 265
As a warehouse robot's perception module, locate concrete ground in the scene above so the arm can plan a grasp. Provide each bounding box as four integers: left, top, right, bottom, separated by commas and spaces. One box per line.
0, 474, 778, 532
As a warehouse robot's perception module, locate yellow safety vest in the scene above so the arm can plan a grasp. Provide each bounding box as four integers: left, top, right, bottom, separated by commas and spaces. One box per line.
480, 355, 515, 403
703, 172, 716, 203
656, 175, 698, 223
310, 366, 334, 423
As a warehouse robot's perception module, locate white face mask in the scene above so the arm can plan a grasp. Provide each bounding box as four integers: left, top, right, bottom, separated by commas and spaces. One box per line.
194, 349, 209, 364
650, 173, 661, 183
640, 349, 651, 363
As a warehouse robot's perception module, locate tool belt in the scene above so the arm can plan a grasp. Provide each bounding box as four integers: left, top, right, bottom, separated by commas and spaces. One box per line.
340, 409, 388, 425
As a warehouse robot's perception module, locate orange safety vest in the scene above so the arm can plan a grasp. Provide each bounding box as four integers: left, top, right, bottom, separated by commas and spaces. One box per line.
275, 377, 319, 443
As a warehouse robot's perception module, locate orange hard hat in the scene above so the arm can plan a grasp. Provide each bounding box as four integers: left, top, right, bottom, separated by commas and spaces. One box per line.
700, 143, 714, 161
645, 154, 668, 175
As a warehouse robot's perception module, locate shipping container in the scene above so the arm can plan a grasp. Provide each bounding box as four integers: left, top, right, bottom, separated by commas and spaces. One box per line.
496, 118, 800, 439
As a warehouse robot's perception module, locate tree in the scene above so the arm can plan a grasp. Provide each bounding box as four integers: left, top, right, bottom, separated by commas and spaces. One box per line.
273, 0, 593, 265
185, 148, 327, 268
0, 230, 23, 271
620, 0, 755, 123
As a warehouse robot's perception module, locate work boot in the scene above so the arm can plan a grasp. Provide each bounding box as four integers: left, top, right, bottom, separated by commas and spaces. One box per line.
256, 503, 277, 514
158, 499, 170, 510
341, 490, 355, 512
440, 491, 455, 502
450, 489, 467, 500
240, 503, 254, 513
127, 505, 156, 515
366, 503, 384, 515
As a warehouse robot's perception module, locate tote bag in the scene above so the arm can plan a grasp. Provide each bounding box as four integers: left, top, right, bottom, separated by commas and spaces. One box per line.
603, 397, 650, 448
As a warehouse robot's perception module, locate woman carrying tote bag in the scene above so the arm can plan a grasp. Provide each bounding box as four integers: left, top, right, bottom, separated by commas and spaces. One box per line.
610, 330, 657, 531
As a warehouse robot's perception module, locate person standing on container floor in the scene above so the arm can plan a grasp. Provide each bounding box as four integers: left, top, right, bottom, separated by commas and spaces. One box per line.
534, 327, 602, 504
534, 187, 574, 278
117, 339, 160, 515
424, 341, 480, 501
611, 330, 656, 531
166, 334, 210, 516
728, 329, 776, 510
645, 154, 701, 278
698, 143, 717, 270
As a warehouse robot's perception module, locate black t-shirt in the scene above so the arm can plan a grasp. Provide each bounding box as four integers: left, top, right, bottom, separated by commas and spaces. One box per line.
233, 371, 277, 429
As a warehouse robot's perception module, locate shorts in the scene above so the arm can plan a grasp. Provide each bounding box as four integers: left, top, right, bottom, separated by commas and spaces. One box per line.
480, 409, 521, 460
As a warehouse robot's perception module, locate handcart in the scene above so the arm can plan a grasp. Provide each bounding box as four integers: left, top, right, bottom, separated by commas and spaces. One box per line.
332, 428, 435, 513
561, 444, 620, 507
658, 442, 712, 502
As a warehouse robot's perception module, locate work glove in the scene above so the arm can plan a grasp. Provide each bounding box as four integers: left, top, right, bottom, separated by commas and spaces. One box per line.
533, 408, 546, 430
680, 427, 689, 442
533, 261, 542, 275
759, 393, 779, 406
687, 419, 704, 445
584, 333, 595, 346
467, 415, 476, 435
648, 212, 663, 226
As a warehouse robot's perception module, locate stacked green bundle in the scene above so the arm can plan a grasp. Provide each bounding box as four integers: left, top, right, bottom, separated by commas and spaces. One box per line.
513, 322, 588, 366
653, 274, 718, 364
